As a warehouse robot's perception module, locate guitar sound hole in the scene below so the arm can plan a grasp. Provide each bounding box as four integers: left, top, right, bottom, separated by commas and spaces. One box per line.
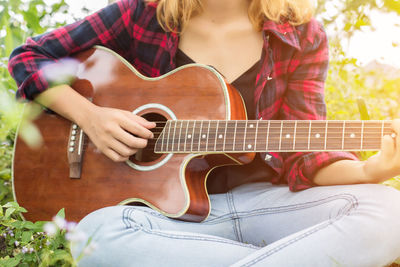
131, 112, 166, 163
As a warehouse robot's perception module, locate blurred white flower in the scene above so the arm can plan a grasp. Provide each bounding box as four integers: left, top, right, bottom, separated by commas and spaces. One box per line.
53, 216, 67, 229
42, 58, 79, 85
66, 230, 87, 242
66, 222, 78, 232
44, 222, 57, 236
14, 241, 19, 247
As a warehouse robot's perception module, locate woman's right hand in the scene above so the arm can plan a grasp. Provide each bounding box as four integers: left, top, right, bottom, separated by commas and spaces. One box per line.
35, 84, 156, 163
80, 105, 156, 162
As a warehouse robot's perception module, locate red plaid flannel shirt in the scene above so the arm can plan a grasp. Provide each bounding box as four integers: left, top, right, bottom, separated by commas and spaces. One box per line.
8, 0, 359, 191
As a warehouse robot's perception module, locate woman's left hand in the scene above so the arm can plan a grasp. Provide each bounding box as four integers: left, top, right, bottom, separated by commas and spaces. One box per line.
363, 119, 400, 183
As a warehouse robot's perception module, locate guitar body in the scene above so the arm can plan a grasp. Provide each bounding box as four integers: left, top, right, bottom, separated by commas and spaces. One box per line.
13, 47, 255, 222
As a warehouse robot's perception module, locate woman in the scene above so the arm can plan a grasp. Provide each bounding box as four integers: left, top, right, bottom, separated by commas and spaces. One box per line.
8, 0, 400, 266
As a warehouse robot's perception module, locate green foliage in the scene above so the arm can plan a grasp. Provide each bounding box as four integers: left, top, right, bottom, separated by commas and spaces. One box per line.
0, 203, 77, 266
317, 0, 400, 39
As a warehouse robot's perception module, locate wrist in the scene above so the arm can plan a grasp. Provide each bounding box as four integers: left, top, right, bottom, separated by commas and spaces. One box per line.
73, 99, 98, 130
362, 156, 390, 184
361, 160, 376, 183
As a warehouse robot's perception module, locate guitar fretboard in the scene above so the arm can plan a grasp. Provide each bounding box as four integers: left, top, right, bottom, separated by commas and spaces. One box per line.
154, 120, 395, 153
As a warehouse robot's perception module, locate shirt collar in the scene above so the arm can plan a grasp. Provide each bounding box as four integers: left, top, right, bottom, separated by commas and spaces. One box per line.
262, 20, 301, 51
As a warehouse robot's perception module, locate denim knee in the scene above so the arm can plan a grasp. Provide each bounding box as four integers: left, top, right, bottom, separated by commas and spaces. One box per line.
350, 184, 400, 263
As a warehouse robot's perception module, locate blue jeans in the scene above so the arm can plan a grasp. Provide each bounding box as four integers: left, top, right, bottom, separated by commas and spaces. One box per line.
72, 182, 400, 266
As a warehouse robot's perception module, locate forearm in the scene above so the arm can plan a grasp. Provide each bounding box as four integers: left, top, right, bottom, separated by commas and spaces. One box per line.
34, 84, 96, 127
313, 160, 369, 186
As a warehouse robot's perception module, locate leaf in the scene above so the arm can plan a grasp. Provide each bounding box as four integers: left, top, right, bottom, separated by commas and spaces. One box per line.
3, 202, 27, 216
21, 231, 32, 243
56, 208, 65, 219
0, 168, 11, 179
11, 220, 23, 229
33, 221, 47, 232
21, 221, 35, 230
0, 256, 21, 267
5, 207, 15, 218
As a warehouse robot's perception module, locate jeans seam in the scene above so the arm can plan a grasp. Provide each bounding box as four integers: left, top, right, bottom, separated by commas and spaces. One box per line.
227, 191, 244, 242
233, 194, 359, 219
122, 214, 259, 249
237, 193, 359, 266
122, 207, 141, 230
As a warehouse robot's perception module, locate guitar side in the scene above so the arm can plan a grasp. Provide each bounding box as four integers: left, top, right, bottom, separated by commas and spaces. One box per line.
12, 46, 255, 222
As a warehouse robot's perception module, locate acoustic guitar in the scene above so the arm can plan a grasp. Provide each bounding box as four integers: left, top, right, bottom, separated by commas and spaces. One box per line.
12, 46, 393, 222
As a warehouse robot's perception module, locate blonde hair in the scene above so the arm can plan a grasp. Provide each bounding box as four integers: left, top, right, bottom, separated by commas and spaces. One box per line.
146, 0, 315, 32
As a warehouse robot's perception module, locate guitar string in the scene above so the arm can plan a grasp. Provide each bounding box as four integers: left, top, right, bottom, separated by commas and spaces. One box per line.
76, 122, 394, 151
79, 139, 385, 152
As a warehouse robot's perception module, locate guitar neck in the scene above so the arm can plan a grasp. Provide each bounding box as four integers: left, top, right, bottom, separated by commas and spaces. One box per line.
154, 120, 395, 153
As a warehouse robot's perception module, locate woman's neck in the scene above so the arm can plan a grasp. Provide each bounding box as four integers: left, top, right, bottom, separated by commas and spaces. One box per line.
200, 0, 250, 25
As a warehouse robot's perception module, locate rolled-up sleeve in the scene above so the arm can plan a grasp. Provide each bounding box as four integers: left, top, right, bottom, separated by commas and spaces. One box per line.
8, 0, 142, 100
279, 20, 359, 191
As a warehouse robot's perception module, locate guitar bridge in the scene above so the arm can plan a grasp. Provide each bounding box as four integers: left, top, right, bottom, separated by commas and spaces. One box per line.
67, 123, 85, 179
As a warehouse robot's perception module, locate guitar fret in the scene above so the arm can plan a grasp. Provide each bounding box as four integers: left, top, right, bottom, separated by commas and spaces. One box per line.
326, 121, 343, 150
362, 121, 380, 150
234, 121, 245, 151
343, 121, 362, 150
294, 121, 309, 151
268, 121, 280, 150
279, 121, 283, 151
281, 121, 295, 151
199, 120, 204, 152
341, 121, 346, 150
214, 120, 219, 152
177, 121, 183, 152
223, 120, 228, 152
225, 121, 236, 151
184, 121, 189, 152
166, 121, 172, 152
255, 120, 259, 152
324, 121, 328, 151
266, 120, 270, 151
293, 120, 297, 151
360, 121, 364, 150
243, 121, 248, 151
245, 121, 257, 151
205, 121, 211, 152
191, 121, 196, 153
308, 121, 311, 150
160, 122, 165, 152
233, 121, 238, 151
172, 121, 177, 152
310, 121, 326, 150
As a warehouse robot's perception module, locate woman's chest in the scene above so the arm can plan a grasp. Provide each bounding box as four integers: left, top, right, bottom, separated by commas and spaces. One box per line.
178, 19, 264, 83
